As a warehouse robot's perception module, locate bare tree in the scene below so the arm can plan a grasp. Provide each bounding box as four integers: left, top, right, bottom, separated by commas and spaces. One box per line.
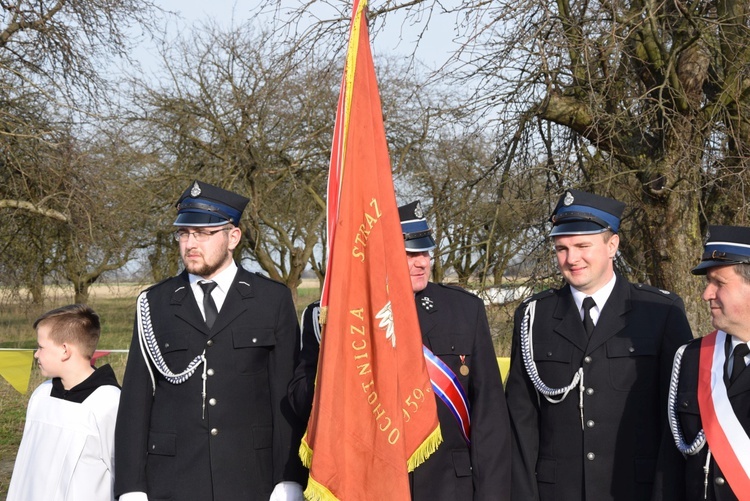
0, 0, 162, 105
0, 0, 164, 301
451, 0, 750, 329
127, 19, 447, 303
55, 128, 153, 302
264, 0, 750, 328
125, 22, 334, 301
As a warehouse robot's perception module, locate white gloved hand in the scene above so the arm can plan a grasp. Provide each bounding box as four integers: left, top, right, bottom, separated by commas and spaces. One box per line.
269, 481, 304, 501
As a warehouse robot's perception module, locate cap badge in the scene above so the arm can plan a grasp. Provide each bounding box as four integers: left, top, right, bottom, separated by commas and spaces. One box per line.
190, 181, 201, 197
420, 296, 434, 310
563, 191, 574, 206
414, 202, 424, 219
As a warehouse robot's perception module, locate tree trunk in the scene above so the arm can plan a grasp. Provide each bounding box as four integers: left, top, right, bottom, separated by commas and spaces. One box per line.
637, 118, 708, 335
74, 280, 90, 304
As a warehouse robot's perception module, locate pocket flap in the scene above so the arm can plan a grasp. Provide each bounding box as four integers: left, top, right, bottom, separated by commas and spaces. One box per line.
451, 449, 472, 477
147, 431, 176, 456
675, 390, 700, 415
533, 342, 573, 363
607, 336, 658, 358
429, 337, 471, 356
160, 332, 188, 353
536, 457, 556, 484
233, 328, 276, 348
252, 426, 273, 449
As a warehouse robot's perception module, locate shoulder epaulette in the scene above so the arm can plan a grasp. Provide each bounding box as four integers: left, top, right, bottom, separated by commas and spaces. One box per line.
141, 276, 176, 294
685, 336, 702, 347
251, 271, 288, 287
522, 288, 557, 304
436, 283, 484, 300
632, 282, 680, 301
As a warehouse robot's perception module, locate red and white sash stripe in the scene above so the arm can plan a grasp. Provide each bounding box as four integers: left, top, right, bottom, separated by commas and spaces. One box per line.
698, 330, 750, 495
423, 346, 471, 444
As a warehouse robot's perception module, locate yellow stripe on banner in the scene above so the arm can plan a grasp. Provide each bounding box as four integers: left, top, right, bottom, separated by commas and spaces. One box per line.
498, 357, 510, 385
341, 0, 367, 156
0, 351, 35, 394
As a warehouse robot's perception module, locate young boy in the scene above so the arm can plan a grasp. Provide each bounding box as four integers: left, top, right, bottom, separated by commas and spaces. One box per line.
7, 304, 121, 501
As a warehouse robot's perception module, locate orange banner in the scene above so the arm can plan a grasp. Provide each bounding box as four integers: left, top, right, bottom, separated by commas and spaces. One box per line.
300, 1, 441, 499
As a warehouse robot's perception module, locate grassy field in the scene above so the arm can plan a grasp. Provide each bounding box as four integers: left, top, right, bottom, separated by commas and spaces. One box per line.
0, 285, 323, 499
0, 283, 513, 498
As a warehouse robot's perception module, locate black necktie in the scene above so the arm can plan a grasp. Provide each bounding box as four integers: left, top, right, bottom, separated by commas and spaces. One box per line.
582, 297, 596, 336
199, 281, 218, 329
730, 343, 750, 384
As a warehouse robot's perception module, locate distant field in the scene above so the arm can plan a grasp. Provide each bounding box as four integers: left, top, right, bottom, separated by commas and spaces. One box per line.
0, 280, 512, 498
0, 282, 322, 498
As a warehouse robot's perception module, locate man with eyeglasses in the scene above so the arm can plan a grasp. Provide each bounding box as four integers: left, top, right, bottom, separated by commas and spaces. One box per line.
115, 180, 305, 501
288, 201, 511, 500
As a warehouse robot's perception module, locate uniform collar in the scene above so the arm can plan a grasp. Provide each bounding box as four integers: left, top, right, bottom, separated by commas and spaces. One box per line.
188, 260, 238, 294
570, 273, 617, 319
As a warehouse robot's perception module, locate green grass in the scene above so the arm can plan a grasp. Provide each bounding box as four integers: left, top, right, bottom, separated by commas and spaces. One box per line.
0, 293, 140, 497
0, 286, 323, 498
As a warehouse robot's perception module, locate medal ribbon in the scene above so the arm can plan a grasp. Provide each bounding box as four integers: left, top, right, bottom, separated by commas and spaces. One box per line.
423, 345, 471, 444
697, 330, 750, 495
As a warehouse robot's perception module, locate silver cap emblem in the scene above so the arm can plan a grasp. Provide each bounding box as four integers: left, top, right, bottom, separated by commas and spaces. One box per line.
563, 191, 574, 206
414, 201, 424, 219
190, 181, 201, 197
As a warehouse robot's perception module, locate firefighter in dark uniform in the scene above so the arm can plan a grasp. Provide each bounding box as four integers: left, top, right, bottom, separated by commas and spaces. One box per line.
668, 225, 750, 500
505, 189, 693, 501
115, 180, 304, 501
288, 200, 511, 500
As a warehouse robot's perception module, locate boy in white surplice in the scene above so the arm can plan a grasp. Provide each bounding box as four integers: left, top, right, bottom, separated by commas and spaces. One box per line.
8, 304, 120, 501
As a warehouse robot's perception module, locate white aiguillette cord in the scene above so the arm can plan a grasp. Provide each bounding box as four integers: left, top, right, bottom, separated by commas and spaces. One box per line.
137, 291, 208, 418
667, 344, 710, 498
521, 300, 586, 429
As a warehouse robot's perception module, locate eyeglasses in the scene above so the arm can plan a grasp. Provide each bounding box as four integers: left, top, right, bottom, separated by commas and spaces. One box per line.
173, 228, 231, 242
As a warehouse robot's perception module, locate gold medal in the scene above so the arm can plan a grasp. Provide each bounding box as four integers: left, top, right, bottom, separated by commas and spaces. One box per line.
459, 355, 469, 375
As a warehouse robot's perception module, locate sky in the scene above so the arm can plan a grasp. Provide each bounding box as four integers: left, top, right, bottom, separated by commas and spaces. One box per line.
132, 0, 461, 72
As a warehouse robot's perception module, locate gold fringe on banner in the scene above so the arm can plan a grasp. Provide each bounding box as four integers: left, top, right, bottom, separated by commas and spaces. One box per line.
407, 424, 442, 472
304, 476, 339, 501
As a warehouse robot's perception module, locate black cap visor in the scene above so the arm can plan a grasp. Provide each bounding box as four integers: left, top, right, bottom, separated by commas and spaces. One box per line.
550, 220, 608, 237
691, 253, 750, 275
173, 210, 231, 227
405, 235, 436, 252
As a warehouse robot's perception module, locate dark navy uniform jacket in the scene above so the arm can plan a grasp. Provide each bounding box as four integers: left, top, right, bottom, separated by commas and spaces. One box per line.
288, 281, 511, 500
505, 275, 692, 501
672, 336, 750, 501
115, 267, 305, 500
